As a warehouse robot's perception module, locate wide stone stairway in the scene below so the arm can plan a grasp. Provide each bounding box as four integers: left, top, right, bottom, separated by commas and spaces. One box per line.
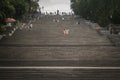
0, 15, 120, 80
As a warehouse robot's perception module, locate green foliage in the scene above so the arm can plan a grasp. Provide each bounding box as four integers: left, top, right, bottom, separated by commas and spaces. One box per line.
0, 0, 15, 25
0, 0, 40, 26
0, 24, 6, 34
71, 0, 120, 27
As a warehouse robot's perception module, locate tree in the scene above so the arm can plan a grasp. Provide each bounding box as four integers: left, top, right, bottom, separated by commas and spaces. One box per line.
0, 0, 40, 26
71, 0, 120, 27
0, 0, 15, 25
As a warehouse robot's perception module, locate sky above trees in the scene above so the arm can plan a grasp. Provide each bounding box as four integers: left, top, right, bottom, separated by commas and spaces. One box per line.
39, 0, 71, 12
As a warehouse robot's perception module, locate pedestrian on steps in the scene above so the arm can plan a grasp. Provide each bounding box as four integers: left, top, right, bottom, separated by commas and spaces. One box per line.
63, 28, 69, 35
28, 23, 33, 30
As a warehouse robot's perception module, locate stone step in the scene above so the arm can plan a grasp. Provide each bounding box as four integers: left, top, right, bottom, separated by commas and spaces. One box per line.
0, 68, 120, 80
